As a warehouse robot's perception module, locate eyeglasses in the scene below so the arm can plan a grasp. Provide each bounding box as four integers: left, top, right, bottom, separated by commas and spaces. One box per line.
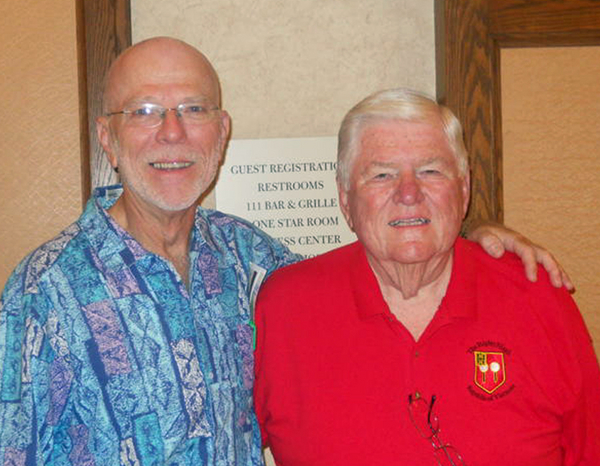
408, 394, 465, 466
106, 102, 221, 128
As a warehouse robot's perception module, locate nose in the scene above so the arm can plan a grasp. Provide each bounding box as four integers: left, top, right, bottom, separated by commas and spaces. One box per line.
393, 173, 424, 205
155, 109, 187, 143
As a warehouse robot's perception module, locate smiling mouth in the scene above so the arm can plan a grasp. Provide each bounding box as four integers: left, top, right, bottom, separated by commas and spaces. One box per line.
388, 218, 431, 227
150, 162, 193, 170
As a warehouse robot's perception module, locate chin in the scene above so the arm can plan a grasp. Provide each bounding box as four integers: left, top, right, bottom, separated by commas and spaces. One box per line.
390, 254, 434, 266
139, 187, 201, 213
154, 181, 210, 211
122, 173, 203, 213
387, 243, 439, 265
155, 195, 200, 212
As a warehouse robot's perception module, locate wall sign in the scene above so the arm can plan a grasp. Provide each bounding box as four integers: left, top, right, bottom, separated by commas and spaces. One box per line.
215, 137, 356, 256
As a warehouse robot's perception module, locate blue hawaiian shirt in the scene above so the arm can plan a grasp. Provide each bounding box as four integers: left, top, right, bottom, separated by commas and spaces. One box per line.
0, 185, 299, 466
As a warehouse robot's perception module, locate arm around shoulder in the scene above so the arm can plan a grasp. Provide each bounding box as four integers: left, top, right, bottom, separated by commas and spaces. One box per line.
466, 220, 573, 290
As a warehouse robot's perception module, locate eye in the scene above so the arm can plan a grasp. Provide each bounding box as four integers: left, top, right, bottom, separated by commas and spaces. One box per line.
131, 105, 157, 117
365, 167, 396, 182
374, 172, 392, 180
187, 105, 207, 113
182, 104, 210, 117
418, 166, 446, 177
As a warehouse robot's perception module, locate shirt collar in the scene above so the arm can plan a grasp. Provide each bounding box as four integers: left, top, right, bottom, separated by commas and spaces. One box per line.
350, 238, 477, 321
77, 185, 150, 272
350, 242, 392, 319
86, 184, 221, 254
438, 237, 477, 320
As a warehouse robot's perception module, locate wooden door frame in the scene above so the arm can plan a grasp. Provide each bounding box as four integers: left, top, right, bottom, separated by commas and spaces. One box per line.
77, 0, 131, 203
435, 0, 600, 228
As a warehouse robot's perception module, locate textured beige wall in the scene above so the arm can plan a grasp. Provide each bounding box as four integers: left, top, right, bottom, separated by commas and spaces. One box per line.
502, 47, 600, 355
0, 0, 82, 290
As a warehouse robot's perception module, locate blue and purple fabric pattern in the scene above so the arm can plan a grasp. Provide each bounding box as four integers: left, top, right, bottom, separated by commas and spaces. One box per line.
0, 186, 298, 466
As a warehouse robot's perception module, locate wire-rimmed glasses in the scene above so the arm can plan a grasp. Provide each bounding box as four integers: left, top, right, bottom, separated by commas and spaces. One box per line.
106, 102, 221, 128
408, 393, 466, 466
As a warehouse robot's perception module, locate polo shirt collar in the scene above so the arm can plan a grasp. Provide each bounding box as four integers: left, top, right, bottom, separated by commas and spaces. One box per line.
438, 238, 477, 320
350, 242, 388, 319
350, 238, 477, 321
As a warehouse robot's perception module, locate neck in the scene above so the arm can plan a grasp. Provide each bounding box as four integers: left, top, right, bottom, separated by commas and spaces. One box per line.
368, 251, 454, 340
108, 194, 196, 286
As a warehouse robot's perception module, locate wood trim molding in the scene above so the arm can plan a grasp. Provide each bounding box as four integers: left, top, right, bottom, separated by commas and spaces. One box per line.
435, 0, 600, 226
77, 0, 131, 203
435, 0, 499, 228
76, 0, 91, 205
490, 0, 600, 38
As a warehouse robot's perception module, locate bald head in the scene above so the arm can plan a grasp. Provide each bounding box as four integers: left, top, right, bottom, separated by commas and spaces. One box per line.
103, 37, 221, 113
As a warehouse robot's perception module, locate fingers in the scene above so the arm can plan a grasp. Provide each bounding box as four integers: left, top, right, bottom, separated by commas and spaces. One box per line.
478, 233, 505, 259
562, 271, 575, 292
536, 249, 575, 291
466, 220, 574, 290
466, 221, 507, 258
512, 239, 539, 283
518, 243, 575, 290
536, 249, 558, 286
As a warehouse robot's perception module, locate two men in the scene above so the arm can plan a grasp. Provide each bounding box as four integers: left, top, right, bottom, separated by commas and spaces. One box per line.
0, 38, 572, 465
253, 88, 600, 465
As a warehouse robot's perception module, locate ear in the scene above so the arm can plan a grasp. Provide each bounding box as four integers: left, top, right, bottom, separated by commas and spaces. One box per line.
337, 180, 354, 231
216, 110, 232, 163
460, 170, 471, 219
96, 116, 118, 169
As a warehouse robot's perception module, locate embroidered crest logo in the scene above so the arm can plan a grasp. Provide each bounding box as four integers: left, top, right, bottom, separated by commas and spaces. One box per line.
474, 351, 506, 394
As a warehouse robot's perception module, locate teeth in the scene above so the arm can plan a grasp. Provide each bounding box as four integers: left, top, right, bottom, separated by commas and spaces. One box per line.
389, 218, 430, 227
151, 162, 192, 170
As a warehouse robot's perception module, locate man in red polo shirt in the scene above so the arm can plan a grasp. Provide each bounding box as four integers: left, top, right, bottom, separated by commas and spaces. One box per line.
253, 88, 600, 465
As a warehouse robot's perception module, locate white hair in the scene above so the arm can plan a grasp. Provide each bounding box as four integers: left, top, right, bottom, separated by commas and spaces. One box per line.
336, 88, 469, 190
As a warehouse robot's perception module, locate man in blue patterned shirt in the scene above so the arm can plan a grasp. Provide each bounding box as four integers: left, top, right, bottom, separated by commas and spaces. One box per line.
0, 37, 570, 465
0, 37, 299, 466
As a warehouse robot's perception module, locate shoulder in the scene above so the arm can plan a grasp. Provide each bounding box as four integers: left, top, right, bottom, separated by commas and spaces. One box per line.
0, 221, 85, 330
254, 243, 360, 347
458, 239, 580, 329
458, 238, 555, 292
259, 242, 358, 297
2, 222, 83, 300
200, 208, 258, 231
194, 207, 300, 269
197, 208, 276, 245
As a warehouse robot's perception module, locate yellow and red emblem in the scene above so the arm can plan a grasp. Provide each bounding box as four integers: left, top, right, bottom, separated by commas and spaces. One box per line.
474, 351, 506, 394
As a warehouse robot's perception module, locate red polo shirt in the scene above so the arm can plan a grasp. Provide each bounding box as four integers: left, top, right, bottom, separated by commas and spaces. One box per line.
254, 239, 600, 466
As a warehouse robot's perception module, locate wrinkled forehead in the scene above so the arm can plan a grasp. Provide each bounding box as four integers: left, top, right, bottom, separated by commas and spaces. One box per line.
358, 117, 452, 155
104, 40, 221, 111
